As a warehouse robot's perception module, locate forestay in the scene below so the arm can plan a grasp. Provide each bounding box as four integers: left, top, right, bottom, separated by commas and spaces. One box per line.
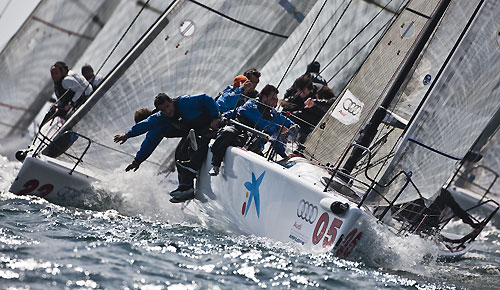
55, 0, 315, 173
0, 0, 119, 138
303, 0, 441, 166
378, 0, 500, 204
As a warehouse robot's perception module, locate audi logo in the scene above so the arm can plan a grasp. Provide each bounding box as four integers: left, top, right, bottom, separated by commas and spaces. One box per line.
297, 199, 318, 224
342, 98, 362, 115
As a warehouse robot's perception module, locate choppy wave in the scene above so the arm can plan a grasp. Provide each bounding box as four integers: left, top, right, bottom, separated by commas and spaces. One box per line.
2, 154, 500, 289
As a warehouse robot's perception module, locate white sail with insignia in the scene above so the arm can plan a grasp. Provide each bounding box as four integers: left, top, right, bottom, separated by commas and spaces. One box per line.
304, 0, 442, 166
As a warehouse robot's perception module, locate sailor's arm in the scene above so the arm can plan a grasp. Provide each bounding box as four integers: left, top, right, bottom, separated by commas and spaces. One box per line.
126, 127, 165, 171
238, 101, 279, 134
114, 113, 165, 145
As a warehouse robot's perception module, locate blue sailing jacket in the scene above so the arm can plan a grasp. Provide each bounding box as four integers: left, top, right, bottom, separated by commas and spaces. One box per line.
237, 98, 294, 137
125, 94, 219, 163
236, 98, 295, 157
216, 86, 246, 113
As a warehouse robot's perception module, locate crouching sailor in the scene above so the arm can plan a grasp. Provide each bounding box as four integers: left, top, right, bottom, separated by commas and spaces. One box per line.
41, 61, 93, 126
114, 93, 220, 202
209, 84, 297, 175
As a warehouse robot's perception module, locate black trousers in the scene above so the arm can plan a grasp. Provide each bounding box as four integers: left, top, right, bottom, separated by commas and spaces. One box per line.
211, 125, 249, 167
175, 128, 212, 186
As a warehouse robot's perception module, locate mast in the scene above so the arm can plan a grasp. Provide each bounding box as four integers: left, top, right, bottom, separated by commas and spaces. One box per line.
341, 0, 452, 175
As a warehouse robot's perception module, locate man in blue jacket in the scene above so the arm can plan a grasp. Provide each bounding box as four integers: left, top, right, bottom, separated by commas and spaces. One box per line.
209, 84, 296, 176
216, 75, 255, 113
114, 93, 220, 202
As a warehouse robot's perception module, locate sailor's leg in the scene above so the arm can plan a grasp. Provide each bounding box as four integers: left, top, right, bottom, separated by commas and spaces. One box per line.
211, 126, 238, 167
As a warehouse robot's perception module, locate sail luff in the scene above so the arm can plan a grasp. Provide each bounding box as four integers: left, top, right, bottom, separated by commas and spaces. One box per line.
56, 0, 183, 139
341, 0, 452, 174
303, 0, 443, 166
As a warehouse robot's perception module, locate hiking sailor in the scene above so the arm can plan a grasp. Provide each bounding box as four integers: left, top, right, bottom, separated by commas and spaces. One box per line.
42, 61, 93, 126
242, 68, 261, 98
114, 92, 220, 202
216, 75, 255, 113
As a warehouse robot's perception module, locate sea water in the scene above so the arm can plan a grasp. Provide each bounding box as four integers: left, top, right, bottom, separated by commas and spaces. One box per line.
1, 153, 500, 290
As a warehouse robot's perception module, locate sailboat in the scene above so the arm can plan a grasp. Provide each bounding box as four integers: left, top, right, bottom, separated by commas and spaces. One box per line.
447, 109, 500, 227
196, 0, 500, 259
8, 0, 315, 203
8, 0, 500, 261
0, 0, 119, 139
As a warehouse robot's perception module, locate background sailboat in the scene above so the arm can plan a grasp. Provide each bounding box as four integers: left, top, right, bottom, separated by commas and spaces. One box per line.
0, 0, 119, 140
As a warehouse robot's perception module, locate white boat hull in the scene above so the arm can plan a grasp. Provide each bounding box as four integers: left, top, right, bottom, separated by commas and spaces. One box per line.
196, 147, 366, 258
9, 156, 97, 204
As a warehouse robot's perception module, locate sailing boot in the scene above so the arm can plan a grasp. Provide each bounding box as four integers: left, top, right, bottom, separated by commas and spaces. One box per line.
169, 184, 195, 203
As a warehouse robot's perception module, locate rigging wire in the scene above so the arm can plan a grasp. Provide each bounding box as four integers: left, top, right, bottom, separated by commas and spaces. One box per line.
312, 0, 354, 63
0, 0, 12, 21
326, 17, 392, 84
93, 0, 151, 79
326, 0, 406, 85
277, 0, 328, 90
320, 0, 397, 75
188, 0, 288, 38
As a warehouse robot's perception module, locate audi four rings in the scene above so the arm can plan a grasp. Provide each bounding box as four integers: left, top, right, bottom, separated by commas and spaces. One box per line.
342, 98, 362, 115
297, 199, 318, 224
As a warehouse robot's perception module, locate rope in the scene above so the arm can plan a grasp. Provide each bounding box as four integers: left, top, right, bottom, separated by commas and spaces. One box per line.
0, 0, 12, 20
88, 139, 165, 167
312, 0, 353, 62
188, 0, 288, 39
277, 0, 328, 89
408, 138, 461, 161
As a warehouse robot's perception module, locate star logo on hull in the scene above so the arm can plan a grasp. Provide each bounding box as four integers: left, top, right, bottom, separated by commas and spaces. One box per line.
242, 171, 265, 218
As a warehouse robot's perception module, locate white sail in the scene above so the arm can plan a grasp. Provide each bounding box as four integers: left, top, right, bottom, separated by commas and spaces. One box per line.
304, 0, 442, 166
260, 0, 407, 98
0, 0, 119, 138
71, 0, 176, 84
350, 0, 482, 184
378, 0, 500, 204
53, 0, 316, 172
